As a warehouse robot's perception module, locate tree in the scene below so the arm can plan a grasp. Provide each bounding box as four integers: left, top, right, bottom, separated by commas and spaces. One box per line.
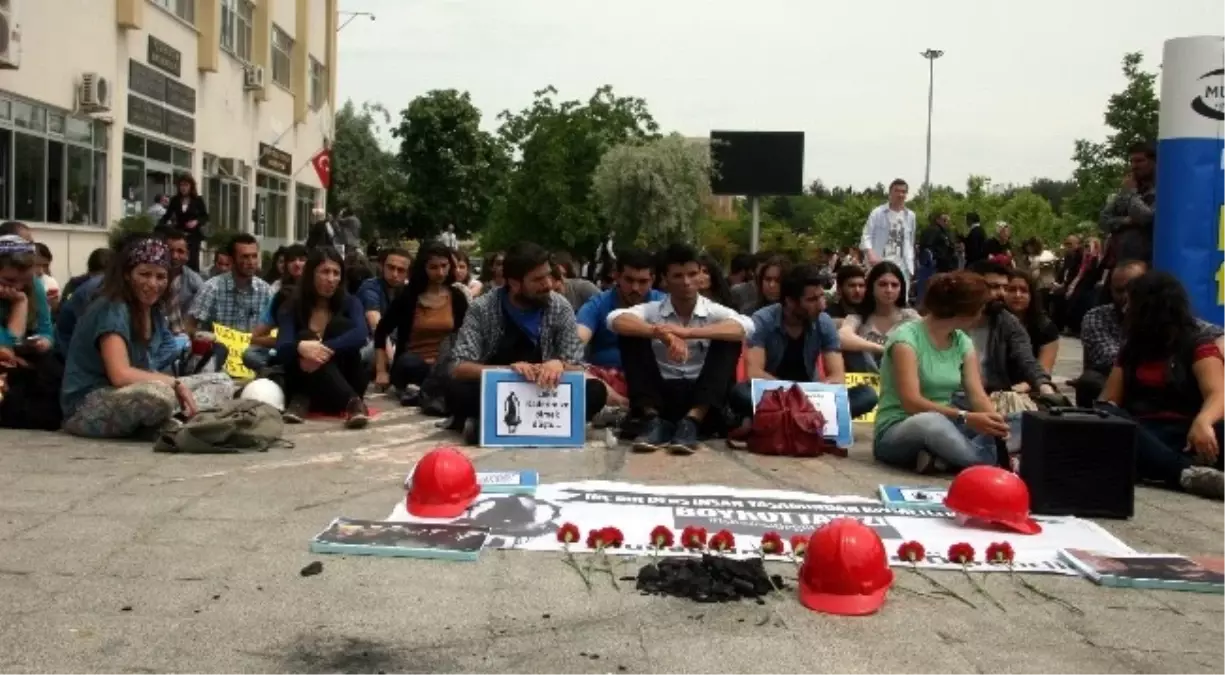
330, 100, 411, 240
392, 90, 506, 240
485, 85, 660, 254
1066, 52, 1159, 222
592, 133, 712, 247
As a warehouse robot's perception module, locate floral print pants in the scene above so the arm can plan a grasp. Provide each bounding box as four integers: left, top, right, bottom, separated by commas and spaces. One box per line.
63, 373, 234, 439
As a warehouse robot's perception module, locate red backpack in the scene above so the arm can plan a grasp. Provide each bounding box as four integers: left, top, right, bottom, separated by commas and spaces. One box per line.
748, 384, 844, 458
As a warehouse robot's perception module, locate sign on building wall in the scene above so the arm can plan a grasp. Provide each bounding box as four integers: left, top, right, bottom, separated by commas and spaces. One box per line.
258, 143, 293, 175
147, 36, 182, 78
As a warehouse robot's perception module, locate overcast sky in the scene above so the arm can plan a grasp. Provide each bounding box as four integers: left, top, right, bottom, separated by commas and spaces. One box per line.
335, 0, 1224, 190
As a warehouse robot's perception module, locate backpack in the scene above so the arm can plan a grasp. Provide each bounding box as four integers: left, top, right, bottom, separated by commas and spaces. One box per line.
153, 399, 291, 453
747, 384, 844, 458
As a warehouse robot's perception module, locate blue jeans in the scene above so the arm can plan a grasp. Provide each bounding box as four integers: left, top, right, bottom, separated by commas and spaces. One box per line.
843, 351, 879, 374
728, 382, 879, 421
951, 392, 1024, 452
873, 412, 1000, 470
242, 346, 273, 372
1095, 403, 1225, 489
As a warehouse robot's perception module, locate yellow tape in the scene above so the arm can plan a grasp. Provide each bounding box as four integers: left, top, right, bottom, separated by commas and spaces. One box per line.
213, 324, 255, 380
844, 372, 881, 423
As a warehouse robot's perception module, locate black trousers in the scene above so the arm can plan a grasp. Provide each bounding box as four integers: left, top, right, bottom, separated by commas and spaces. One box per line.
618, 335, 740, 424
186, 235, 202, 272
0, 350, 64, 430
283, 319, 369, 414
390, 351, 432, 390
445, 376, 608, 423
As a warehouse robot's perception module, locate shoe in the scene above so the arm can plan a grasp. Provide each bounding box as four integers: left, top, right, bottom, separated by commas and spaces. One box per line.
667, 416, 701, 456
399, 384, 422, 407
915, 450, 938, 475
1180, 467, 1225, 500
632, 417, 673, 453
462, 417, 479, 445
282, 397, 309, 424
591, 406, 626, 430
344, 398, 370, 429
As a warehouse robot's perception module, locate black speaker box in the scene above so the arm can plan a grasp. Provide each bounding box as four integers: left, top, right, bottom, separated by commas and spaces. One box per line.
1019, 407, 1137, 519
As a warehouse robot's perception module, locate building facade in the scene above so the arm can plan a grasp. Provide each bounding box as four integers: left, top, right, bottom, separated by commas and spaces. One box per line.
0, 0, 338, 280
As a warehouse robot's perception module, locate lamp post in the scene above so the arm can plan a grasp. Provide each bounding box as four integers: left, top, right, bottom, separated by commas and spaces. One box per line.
920, 48, 944, 214
338, 11, 375, 31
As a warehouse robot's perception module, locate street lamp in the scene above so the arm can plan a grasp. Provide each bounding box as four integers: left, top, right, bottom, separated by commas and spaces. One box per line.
920, 48, 944, 214
339, 11, 375, 31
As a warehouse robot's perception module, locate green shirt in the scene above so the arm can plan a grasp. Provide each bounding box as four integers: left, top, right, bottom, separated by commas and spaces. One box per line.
873, 319, 972, 440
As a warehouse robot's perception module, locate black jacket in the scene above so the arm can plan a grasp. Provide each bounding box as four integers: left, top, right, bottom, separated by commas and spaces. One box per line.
159, 194, 209, 239
918, 225, 958, 273
963, 226, 987, 266
981, 309, 1052, 393
374, 285, 469, 356
306, 220, 335, 250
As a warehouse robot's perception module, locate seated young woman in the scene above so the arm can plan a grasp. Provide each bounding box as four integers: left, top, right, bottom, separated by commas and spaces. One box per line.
1003, 268, 1060, 378
1098, 271, 1224, 500
277, 247, 372, 428
60, 238, 233, 439
374, 242, 469, 406
243, 243, 307, 373
837, 261, 920, 373
0, 235, 63, 430
872, 271, 1012, 474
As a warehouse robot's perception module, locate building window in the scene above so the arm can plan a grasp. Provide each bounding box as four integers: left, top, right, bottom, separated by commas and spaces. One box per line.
295, 184, 319, 241
203, 153, 251, 236
220, 0, 254, 62
309, 58, 327, 110
271, 26, 293, 89
0, 95, 108, 225
150, 0, 195, 25
256, 172, 289, 239
121, 131, 192, 219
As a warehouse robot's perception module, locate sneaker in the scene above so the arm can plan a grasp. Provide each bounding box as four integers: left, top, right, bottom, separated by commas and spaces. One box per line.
344, 398, 370, 429
1180, 466, 1225, 500
591, 406, 626, 430
282, 397, 309, 424
915, 450, 939, 475
632, 417, 673, 454
667, 417, 701, 456
399, 384, 422, 407
462, 417, 479, 445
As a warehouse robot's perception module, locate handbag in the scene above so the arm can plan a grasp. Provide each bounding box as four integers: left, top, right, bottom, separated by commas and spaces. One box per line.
747, 384, 844, 458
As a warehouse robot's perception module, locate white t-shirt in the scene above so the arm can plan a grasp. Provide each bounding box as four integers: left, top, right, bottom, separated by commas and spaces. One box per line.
883, 209, 907, 266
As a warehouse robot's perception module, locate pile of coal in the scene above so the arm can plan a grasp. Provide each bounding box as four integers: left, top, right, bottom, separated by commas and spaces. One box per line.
635, 554, 786, 603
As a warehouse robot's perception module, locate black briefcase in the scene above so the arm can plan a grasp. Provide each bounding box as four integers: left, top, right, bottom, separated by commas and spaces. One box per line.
1019, 407, 1137, 519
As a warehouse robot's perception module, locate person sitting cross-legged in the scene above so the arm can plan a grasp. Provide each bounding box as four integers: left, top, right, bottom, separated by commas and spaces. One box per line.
446, 242, 608, 443
607, 244, 752, 455
729, 265, 878, 428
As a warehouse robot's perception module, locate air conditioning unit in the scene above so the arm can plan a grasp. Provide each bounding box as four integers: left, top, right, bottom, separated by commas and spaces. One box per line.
202, 155, 220, 176
0, 0, 21, 69
243, 65, 265, 91
78, 73, 112, 112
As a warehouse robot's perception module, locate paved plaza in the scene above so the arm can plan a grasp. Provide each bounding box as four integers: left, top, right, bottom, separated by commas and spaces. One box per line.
0, 338, 1221, 673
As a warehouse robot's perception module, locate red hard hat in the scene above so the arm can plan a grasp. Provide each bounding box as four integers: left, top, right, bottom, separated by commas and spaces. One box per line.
944, 465, 1042, 535
797, 518, 894, 616
406, 447, 480, 518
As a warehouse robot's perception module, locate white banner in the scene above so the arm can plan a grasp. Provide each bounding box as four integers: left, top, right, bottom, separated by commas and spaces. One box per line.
387, 481, 1134, 574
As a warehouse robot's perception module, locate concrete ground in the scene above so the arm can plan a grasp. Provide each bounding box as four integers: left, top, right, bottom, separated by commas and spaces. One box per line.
0, 338, 1221, 674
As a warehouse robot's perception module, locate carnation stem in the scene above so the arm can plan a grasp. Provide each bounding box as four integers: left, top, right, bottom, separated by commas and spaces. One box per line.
600, 551, 621, 590
909, 564, 977, 609
1011, 567, 1083, 615
562, 548, 592, 592
964, 567, 1006, 611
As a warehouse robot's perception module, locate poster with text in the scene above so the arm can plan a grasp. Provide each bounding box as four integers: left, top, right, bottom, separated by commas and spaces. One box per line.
479, 369, 586, 448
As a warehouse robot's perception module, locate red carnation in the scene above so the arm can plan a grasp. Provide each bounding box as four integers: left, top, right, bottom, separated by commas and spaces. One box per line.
601, 526, 624, 548
649, 525, 674, 550
586, 528, 606, 549
760, 531, 784, 555
897, 540, 926, 563
947, 542, 976, 565
789, 534, 809, 558
681, 526, 708, 550
709, 530, 736, 553
556, 522, 581, 545
986, 541, 1015, 565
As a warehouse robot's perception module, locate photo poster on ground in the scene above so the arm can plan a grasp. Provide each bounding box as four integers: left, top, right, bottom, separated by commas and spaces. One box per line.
385, 481, 1136, 574
748, 379, 852, 448
845, 372, 881, 422
213, 324, 255, 380
479, 369, 587, 448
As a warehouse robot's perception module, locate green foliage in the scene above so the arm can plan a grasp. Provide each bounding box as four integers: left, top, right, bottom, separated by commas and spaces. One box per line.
392, 90, 507, 240
592, 133, 712, 247
330, 100, 411, 240
107, 214, 155, 250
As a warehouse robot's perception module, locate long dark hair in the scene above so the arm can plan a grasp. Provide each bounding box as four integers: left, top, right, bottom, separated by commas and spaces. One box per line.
175, 174, 199, 198
859, 261, 907, 316
452, 249, 472, 284
269, 244, 307, 319
479, 251, 503, 284
753, 255, 791, 311
290, 247, 347, 329
697, 253, 735, 307
1005, 269, 1050, 336
98, 237, 172, 344
262, 246, 286, 283
409, 242, 457, 294
1118, 271, 1199, 367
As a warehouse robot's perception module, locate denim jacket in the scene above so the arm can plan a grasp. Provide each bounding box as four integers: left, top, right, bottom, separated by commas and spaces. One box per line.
747, 304, 840, 381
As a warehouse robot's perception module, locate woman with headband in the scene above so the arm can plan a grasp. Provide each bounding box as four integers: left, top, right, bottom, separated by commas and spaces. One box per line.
0, 234, 60, 430
60, 237, 234, 439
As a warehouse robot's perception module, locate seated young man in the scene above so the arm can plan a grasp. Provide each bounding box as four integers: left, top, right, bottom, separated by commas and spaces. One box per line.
576, 248, 664, 408
446, 242, 607, 443
607, 244, 752, 455
729, 265, 878, 426
965, 260, 1060, 397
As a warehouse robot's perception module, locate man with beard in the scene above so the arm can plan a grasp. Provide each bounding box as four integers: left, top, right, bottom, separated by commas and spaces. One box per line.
1101, 143, 1157, 265
446, 242, 607, 443
728, 265, 879, 427
966, 261, 1059, 396
188, 234, 273, 372
159, 228, 205, 333
576, 248, 664, 408
825, 265, 867, 328
607, 244, 752, 454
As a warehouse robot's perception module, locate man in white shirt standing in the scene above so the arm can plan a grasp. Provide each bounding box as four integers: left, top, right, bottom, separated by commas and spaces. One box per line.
859, 178, 916, 285
439, 224, 459, 250
607, 243, 754, 455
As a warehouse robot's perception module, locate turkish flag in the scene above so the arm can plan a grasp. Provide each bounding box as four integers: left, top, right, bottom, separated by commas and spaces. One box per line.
311, 148, 331, 189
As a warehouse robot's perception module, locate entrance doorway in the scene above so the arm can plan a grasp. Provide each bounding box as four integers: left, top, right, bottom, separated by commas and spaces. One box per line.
145, 163, 174, 205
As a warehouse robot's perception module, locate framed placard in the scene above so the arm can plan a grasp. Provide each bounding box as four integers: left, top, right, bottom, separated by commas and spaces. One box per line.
748, 379, 853, 448
479, 369, 586, 448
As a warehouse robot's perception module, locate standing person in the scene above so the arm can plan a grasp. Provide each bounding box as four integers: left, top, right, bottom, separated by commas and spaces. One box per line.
859, 179, 916, 287
1049, 235, 1083, 332
158, 175, 209, 272
962, 212, 987, 267
305, 208, 337, 252
593, 232, 616, 278
438, 224, 459, 250
1101, 143, 1157, 266
1065, 237, 1103, 335
919, 211, 958, 274
148, 194, 169, 221
985, 222, 1013, 265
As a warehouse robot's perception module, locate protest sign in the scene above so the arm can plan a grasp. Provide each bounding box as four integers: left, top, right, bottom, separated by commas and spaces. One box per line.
213, 324, 255, 380
479, 369, 586, 448
387, 480, 1134, 574
845, 372, 880, 422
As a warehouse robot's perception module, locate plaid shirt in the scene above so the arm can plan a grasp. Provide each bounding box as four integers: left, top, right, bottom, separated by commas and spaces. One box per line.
1081, 304, 1223, 375
188, 272, 272, 332
451, 288, 584, 367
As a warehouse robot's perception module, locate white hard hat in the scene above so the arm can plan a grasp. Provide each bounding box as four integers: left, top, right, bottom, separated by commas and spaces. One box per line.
240, 378, 286, 412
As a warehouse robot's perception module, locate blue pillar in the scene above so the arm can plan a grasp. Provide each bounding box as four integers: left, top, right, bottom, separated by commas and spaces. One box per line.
1154, 36, 1224, 325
